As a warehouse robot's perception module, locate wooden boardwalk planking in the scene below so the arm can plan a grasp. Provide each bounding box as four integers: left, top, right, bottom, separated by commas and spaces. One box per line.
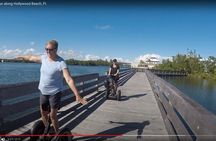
72, 72, 169, 141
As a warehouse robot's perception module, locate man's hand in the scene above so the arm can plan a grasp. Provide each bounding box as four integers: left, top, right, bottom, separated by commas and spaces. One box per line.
76, 96, 87, 105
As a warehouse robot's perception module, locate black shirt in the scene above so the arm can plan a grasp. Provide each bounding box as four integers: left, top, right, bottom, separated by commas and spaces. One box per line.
110, 64, 120, 75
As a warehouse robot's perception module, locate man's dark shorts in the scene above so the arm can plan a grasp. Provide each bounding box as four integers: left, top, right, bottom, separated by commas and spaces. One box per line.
40, 91, 61, 111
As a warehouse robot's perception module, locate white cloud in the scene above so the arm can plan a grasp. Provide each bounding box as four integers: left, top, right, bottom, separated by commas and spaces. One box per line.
58, 49, 85, 60
23, 48, 35, 55
113, 57, 124, 62
76, 54, 84, 60
58, 50, 76, 59
58, 51, 131, 63
95, 25, 112, 30
103, 56, 111, 61
4, 49, 22, 55
0, 48, 41, 59
0, 46, 132, 64
0, 49, 22, 58
124, 59, 132, 63
199, 58, 205, 61
134, 54, 161, 62
101, 56, 131, 63
161, 56, 172, 61
84, 54, 100, 60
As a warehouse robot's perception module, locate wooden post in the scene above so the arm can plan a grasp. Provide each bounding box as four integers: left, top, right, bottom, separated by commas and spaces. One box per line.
96, 76, 99, 93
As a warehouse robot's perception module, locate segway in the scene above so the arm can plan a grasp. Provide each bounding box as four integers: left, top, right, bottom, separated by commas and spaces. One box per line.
105, 75, 121, 101
30, 106, 72, 141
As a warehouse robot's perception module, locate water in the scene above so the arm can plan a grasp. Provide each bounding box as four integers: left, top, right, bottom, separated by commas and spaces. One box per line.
163, 76, 216, 115
0, 62, 110, 85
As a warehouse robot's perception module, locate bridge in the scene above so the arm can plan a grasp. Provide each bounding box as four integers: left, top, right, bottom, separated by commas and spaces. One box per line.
0, 69, 216, 141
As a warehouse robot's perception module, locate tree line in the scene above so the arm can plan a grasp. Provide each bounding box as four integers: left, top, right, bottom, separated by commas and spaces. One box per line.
155, 51, 216, 80
66, 59, 111, 66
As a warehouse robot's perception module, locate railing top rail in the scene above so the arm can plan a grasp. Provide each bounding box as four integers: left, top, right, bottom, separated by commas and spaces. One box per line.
0, 73, 100, 100
0, 73, 99, 89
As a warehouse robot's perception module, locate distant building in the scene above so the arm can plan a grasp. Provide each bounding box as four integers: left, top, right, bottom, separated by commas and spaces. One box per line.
138, 56, 159, 69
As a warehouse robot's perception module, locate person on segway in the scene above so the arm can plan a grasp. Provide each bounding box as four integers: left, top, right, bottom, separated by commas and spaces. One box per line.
16, 40, 87, 134
107, 59, 120, 94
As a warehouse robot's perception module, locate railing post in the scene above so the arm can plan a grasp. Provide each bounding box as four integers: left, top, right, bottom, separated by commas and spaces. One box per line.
81, 81, 84, 93
96, 75, 99, 93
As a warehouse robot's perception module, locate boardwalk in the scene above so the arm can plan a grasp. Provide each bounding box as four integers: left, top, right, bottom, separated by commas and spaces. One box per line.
9, 72, 169, 141
71, 72, 169, 140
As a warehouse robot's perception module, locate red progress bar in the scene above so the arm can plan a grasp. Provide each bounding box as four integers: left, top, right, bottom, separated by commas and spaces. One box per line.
0, 134, 123, 137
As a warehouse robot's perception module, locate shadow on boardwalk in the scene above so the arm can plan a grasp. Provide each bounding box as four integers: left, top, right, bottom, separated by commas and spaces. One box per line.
120, 93, 147, 101
21, 90, 107, 135
58, 91, 107, 130
74, 121, 150, 141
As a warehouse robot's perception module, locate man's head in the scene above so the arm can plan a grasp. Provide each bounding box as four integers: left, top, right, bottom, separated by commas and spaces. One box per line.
45, 40, 58, 59
113, 59, 117, 62
112, 59, 117, 64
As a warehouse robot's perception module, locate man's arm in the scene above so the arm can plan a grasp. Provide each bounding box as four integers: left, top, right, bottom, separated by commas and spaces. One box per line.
63, 68, 87, 105
15, 55, 41, 63
114, 69, 119, 76
108, 68, 111, 75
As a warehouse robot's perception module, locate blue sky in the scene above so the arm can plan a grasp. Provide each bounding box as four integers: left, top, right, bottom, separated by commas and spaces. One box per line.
0, 4, 216, 63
